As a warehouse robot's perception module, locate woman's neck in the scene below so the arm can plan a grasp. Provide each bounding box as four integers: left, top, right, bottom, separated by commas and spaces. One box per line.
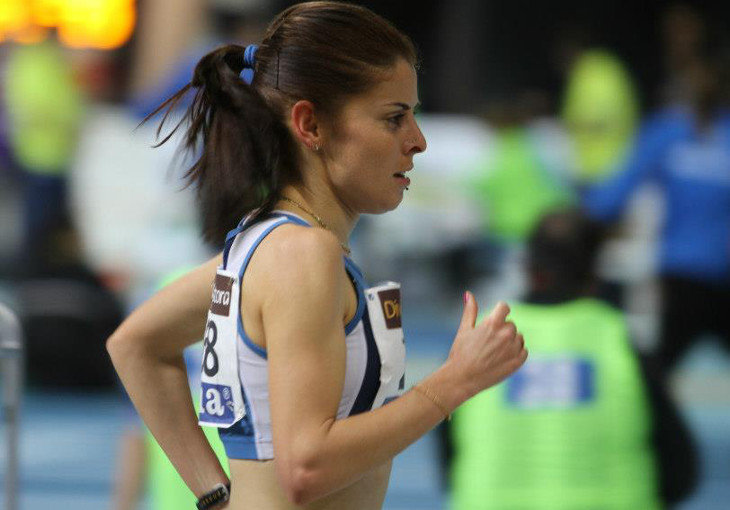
277, 182, 357, 250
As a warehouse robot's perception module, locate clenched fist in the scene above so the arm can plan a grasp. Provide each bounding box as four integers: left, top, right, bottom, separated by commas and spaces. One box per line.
446, 292, 528, 402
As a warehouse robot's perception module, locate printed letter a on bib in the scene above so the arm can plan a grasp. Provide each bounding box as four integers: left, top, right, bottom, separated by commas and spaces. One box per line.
198, 269, 246, 427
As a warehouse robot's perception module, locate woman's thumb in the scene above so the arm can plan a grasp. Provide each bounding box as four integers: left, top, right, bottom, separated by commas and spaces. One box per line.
458, 291, 478, 333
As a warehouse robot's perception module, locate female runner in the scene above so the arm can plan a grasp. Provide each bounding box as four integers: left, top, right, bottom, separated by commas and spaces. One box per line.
107, 2, 527, 509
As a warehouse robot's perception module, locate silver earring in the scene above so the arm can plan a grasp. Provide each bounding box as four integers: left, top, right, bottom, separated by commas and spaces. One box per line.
312, 143, 320, 152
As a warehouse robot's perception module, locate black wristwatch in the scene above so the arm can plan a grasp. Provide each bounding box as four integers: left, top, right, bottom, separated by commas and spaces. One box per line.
196, 482, 231, 510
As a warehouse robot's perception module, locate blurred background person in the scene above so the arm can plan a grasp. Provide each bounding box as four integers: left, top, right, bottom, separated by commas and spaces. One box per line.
561, 48, 639, 188
1, 35, 84, 274
583, 52, 730, 380
659, 2, 707, 107
469, 93, 576, 245
458, 92, 576, 310
128, 0, 268, 120
442, 209, 697, 510
14, 210, 123, 388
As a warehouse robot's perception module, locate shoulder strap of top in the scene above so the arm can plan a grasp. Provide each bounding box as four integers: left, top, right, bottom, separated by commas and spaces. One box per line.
222, 215, 257, 270
269, 211, 311, 227
222, 212, 313, 270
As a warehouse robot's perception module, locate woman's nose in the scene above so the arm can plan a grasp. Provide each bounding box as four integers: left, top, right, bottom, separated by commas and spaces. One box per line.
407, 120, 427, 154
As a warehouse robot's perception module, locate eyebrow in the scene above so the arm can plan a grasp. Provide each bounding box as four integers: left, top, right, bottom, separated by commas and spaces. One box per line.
387, 102, 422, 112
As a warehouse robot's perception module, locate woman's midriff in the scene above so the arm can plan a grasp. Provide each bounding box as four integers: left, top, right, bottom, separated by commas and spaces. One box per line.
228, 458, 392, 510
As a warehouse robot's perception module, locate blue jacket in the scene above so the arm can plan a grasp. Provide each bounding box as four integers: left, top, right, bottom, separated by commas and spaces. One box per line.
584, 107, 730, 283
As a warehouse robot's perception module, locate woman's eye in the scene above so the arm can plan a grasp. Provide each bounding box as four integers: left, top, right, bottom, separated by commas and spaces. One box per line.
387, 114, 405, 128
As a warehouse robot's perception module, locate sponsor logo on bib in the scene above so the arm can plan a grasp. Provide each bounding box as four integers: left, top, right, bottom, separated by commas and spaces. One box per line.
210, 274, 234, 316
378, 288, 402, 329
200, 382, 237, 423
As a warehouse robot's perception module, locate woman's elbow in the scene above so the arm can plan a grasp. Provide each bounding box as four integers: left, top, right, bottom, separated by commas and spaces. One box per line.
289, 468, 331, 506
277, 455, 325, 506
106, 330, 137, 367
106, 331, 124, 359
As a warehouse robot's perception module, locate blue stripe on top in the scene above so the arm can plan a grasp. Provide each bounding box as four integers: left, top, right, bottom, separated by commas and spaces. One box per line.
233, 217, 289, 359
344, 256, 367, 335
348, 307, 381, 416
222, 226, 244, 269
222, 215, 259, 268
342, 256, 382, 415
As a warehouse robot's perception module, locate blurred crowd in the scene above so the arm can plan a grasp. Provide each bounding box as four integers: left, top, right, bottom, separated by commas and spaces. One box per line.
1, 1, 728, 509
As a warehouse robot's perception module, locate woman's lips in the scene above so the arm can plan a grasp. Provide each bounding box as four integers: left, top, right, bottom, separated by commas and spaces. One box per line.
393, 173, 411, 187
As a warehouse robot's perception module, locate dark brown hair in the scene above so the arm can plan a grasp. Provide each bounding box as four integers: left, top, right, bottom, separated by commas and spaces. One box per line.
148, 1, 418, 244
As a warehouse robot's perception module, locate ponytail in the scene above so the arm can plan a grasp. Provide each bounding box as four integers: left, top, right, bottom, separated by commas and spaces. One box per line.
145, 44, 297, 245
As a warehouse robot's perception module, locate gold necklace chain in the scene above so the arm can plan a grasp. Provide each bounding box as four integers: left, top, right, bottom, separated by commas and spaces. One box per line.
279, 196, 351, 255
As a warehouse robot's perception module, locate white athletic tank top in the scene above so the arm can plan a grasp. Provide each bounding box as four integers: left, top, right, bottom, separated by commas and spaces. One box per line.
218, 211, 406, 460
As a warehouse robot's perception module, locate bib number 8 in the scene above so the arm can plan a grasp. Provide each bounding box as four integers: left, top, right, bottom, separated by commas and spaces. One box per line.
203, 320, 219, 377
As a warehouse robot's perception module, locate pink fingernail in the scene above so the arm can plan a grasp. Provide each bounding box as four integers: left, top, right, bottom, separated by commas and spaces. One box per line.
463, 291, 469, 304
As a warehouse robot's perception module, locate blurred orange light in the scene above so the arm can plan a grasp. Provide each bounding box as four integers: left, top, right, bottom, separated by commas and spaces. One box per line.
0, 0, 32, 38
0, 0, 136, 49
33, 0, 63, 27
16, 24, 49, 45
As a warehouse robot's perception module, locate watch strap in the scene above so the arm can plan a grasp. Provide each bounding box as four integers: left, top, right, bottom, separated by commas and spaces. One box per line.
196, 482, 231, 510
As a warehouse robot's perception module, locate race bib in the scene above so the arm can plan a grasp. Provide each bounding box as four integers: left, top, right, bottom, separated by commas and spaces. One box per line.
198, 268, 246, 427
364, 282, 406, 407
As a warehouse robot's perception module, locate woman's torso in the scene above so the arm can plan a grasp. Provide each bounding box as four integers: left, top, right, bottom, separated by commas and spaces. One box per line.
214, 211, 405, 508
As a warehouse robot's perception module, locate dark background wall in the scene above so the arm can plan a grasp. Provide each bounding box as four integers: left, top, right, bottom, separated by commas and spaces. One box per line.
273, 0, 729, 114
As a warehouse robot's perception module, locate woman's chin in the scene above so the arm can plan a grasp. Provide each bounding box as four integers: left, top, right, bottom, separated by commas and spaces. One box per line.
346, 186, 406, 215
370, 193, 405, 214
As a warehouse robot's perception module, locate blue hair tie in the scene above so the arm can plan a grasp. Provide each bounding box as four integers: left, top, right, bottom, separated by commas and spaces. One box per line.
240, 44, 258, 84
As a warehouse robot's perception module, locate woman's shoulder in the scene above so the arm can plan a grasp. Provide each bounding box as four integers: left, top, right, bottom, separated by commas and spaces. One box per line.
247, 222, 346, 287
241, 222, 351, 329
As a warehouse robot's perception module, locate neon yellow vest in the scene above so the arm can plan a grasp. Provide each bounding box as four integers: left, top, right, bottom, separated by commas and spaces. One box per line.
145, 268, 229, 509
451, 299, 659, 510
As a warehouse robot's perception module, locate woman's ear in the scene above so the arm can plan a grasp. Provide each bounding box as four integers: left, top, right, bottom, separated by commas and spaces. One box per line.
289, 99, 322, 150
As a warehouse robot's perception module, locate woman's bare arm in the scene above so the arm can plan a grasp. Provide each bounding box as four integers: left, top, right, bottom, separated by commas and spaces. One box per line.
106, 253, 230, 499
254, 227, 527, 505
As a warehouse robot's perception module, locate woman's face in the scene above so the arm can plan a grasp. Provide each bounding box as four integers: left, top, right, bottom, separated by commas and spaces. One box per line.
322, 59, 427, 214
